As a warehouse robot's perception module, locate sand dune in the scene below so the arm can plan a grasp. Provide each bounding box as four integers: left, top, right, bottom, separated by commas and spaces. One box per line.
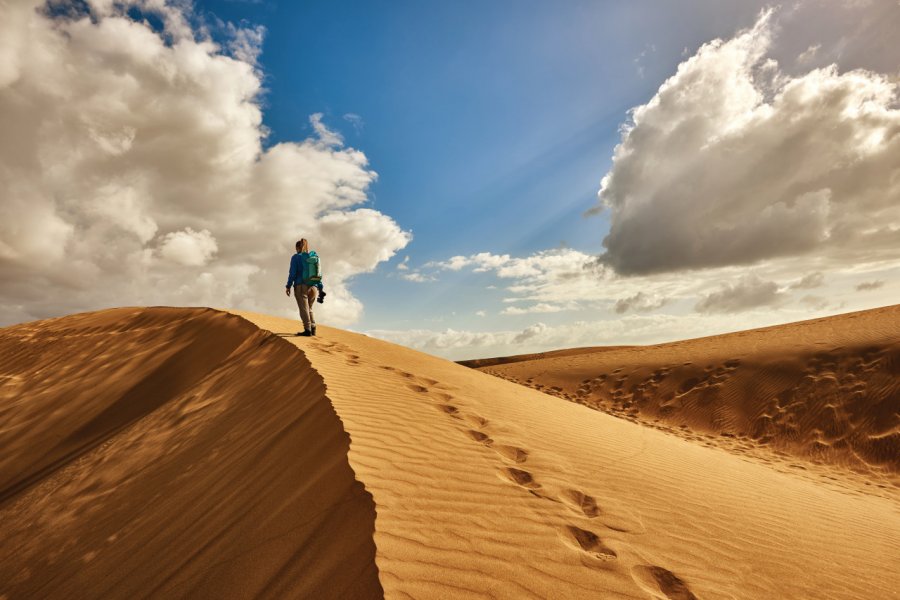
472, 305, 900, 485
458, 346, 631, 369
0, 308, 380, 599
3, 307, 900, 599
239, 310, 899, 599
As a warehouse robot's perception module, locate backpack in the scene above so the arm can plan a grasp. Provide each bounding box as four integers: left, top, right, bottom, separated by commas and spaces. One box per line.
303, 251, 322, 284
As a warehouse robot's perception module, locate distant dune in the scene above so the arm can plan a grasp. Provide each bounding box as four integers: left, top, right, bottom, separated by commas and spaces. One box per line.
471, 305, 900, 484
2, 307, 899, 599
458, 346, 632, 369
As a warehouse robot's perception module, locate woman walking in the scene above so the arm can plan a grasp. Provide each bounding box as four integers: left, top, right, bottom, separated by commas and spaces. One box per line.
285, 238, 320, 336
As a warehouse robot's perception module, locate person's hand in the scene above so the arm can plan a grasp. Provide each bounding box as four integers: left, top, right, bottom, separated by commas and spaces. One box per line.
285, 287, 291, 297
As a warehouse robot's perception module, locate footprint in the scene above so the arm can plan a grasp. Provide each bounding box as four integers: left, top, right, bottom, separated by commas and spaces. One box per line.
563, 526, 617, 560
493, 445, 529, 463
462, 413, 489, 428
501, 467, 541, 489
561, 489, 600, 518
396, 371, 439, 386
437, 404, 461, 417
467, 430, 493, 445
631, 565, 697, 600
406, 384, 429, 393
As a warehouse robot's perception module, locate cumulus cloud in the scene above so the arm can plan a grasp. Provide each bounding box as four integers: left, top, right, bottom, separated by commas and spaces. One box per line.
513, 322, 549, 343
309, 113, 344, 148
596, 9, 900, 275
159, 228, 218, 266
224, 22, 265, 66
614, 291, 669, 314
0, 0, 409, 326
695, 275, 784, 314
856, 280, 884, 291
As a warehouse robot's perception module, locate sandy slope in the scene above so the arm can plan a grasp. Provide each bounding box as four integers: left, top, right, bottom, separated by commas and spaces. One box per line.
469, 305, 900, 486
238, 310, 899, 600
2, 307, 899, 599
458, 347, 631, 369
0, 308, 380, 599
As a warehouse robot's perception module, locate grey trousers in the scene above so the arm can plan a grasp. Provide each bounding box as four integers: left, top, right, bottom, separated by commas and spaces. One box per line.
294, 284, 318, 330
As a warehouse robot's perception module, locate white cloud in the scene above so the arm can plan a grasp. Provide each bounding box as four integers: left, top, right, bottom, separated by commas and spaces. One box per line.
395, 255, 436, 282
502, 303, 569, 315
159, 228, 218, 266
401, 272, 433, 283
513, 322, 549, 343
0, 1, 409, 326
695, 274, 784, 314
430, 249, 596, 281
428, 255, 472, 271
633, 43, 656, 79
343, 113, 364, 132
309, 112, 344, 148
614, 291, 669, 314
368, 309, 821, 361
796, 43, 821, 64
225, 22, 265, 66
596, 9, 900, 275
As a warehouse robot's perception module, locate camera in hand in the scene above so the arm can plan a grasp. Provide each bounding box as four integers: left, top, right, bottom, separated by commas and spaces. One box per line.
317, 290, 326, 304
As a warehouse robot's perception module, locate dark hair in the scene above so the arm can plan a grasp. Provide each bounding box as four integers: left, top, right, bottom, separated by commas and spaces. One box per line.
296, 239, 309, 252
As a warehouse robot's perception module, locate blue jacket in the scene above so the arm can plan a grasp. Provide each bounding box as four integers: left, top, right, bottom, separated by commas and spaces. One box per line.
286, 252, 306, 288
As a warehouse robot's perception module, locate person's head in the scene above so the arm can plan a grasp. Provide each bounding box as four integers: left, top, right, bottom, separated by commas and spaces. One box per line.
296, 238, 309, 253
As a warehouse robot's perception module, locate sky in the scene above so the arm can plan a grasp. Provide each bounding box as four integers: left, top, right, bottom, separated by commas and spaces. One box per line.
1, 0, 898, 359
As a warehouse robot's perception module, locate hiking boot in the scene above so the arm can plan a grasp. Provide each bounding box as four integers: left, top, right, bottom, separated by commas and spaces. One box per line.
297, 330, 313, 337
311, 325, 317, 336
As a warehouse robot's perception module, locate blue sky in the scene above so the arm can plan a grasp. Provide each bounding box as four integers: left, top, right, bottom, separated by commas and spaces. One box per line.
199, 0, 772, 330
2, 0, 897, 358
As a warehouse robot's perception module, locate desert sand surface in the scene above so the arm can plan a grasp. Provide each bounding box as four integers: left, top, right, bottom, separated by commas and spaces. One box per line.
2, 307, 899, 599
0, 308, 380, 599
471, 305, 900, 491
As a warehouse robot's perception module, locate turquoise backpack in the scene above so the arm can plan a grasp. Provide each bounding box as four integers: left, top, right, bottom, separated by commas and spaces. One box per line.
303, 251, 322, 284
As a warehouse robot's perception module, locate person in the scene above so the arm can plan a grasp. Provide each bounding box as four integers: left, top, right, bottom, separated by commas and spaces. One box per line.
285, 238, 319, 336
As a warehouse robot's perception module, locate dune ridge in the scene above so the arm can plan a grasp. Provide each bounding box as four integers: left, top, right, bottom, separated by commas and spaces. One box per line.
239, 310, 900, 600
3, 307, 899, 599
0, 308, 381, 599
471, 305, 900, 485
457, 346, 631, 369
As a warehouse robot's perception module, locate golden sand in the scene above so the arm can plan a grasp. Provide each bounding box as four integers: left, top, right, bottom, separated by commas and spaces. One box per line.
1, 306, 898, 599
